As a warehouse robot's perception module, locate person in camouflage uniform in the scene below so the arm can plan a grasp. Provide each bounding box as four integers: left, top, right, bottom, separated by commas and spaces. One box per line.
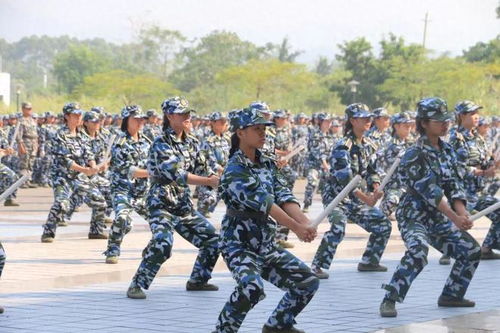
445, 101, 499, 260
127, 97, 220, 299
377, 112, 415, 217
143, 109, 162, 143
0, 129, 19, 206
3, 115, 21, 204
197, 111, 230, 218
0, 240, 5, 313
290, 113, 309, 178
250, 101, 276, 159
37, 112, 58, 187
311, 104, 391, 280
214, 107, 318, 333
41, 103, 107, 243
367, 107, 392, 153
302, 112, 334, 212
16, 102, 39, 187
379, 97, 481, 318
273, 109, 298, 249
477, 117, 500, 197
104, 106, 151, 264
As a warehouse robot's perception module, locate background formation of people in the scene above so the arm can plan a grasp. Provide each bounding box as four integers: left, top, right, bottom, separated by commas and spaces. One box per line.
0, 96, 499, 332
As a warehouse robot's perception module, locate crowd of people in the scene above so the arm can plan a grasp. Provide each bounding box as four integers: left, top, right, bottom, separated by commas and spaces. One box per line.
0, 97, 499, 332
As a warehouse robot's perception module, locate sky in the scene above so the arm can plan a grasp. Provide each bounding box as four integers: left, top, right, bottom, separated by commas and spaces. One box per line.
0, 0, 499, 63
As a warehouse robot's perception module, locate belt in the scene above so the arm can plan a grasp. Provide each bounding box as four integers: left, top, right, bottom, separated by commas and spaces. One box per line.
226, 208, 269, 222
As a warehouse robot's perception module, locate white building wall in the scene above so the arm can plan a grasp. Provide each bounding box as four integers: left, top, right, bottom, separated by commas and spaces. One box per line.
0, 73, 11, 107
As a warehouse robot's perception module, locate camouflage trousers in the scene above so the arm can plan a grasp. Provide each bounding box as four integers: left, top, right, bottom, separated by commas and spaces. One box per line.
380, 188, 405, 217
470, 195, 500, 250
0, 163, 18, 200
0, 241, 5, 278
131, 208, 219, 290
290, 151, 307, 178
196, 185, 219, 215
32, 155, 52, 186
42, 175, 107, 238
65, 174, 113, 222
303, 168, 323, 208
485, 178, 499, 197
312, 205, 392, 270
276, 165, 297, 242
104, 190, 148, 257
215, 245, 319, 332
382, 218, 481, 303
18, 142, 37, 174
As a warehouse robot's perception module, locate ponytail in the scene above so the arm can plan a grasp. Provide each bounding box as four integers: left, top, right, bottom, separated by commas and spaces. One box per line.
229, 132, 240, 158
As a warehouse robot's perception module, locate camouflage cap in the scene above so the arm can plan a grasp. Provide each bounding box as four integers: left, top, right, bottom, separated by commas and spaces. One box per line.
345, 103, 372, 119
273, 109, 287, 118
161, 96, 195, 115
209, 111, 227, 121
146, 109, 158, 118
83, 111, 100, 122
21, 102, 32, 109
492, 116, 500, 122
229, 107, 274, 132
91, 106, 105, 114
62, 102, 82, 115
317, 112, 332, 122
45, 111, 55, 118
391, 111, 415, 124
121, 105, 146, 119
249, 101, 271, 114
372, 107, 390, 118
416, 97, 453, 121
296, 112, 307, 119
454, 100, 482, 114
478, 117, 491, 126
331, 119, 342, 127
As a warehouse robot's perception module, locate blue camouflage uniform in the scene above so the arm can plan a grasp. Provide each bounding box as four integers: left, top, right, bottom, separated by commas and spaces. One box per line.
381, 98, 481, 310
449, 101, 499, 255
215, 107, 318, 333
129, 97, 219, 291
104, 106, 150, 259
312, 104, 392, 273
41, 103, 108, 241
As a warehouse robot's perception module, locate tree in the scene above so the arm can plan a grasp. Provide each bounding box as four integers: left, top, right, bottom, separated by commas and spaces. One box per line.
53, 45, 111, 93
267, 37, 303, 62
315, 56, 333, 76
75, 69, 180, 107
462, 36, 500, 63
170, 30, 267, 92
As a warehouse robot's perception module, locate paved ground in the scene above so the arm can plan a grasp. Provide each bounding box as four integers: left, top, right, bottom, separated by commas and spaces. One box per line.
0, 180, 499, 332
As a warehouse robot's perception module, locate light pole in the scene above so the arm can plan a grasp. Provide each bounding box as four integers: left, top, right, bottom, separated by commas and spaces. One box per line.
16, 87, 21, 113
347, 80, 359, 104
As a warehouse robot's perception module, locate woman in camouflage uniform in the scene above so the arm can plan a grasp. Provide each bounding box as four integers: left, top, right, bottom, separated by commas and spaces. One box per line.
311, 103, 392, 279
127, 97, 220, 299
104, 106, 150, 264
445, 101, 499, 260
41, 103, 107, 243
214, 107, 318, 333
377, 111, 415, 217
379, 97, 481, 317
197, 111, 230, 218
302, 112, 334, 212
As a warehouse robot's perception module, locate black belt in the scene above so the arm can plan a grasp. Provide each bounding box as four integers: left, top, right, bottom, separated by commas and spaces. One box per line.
226, 208, 269, 222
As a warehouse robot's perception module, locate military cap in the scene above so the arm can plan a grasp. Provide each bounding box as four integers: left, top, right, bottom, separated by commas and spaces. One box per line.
454, 100, 482, 114
161, 96, 195, 115
229, 107, 274, 132
121, 105, 146, 119
416, 97, 453, 121
345, 103, 372, 119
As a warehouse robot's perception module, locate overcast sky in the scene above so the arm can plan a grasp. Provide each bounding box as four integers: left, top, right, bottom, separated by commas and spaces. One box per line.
1, 0, 498, 63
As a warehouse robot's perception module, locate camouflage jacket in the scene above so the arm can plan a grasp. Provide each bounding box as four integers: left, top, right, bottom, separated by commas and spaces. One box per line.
110, 131, 150, 196
220, 149, 298, 215
367, 127, 392, 152
17, 116, 38, 142
199, 131, 231, 174
377, 135, 414, 188
306, 128, 335, 170
449, 126, 493, 198
398, 135, 466, 211
50, 126, 95, 179
324, 132, 380, 206
142, 123, 162, 143
262, 126, 277, 159
292, 124, 309, 145
147, 127, 212, 216
274, 125, 293, 152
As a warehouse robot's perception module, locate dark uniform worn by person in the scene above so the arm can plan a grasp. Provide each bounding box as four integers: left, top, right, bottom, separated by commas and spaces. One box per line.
214, 107, 318, 333
127, 97, 220, 299
41, 103, 107, 242
104, 106, 151, 264
312, 104, 392, 279
380, 97, 481, 318
16, 102, 38, 188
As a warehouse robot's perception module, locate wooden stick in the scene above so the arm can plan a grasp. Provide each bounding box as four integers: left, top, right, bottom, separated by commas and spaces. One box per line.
310, 175, 361, 227
281, 144, 305, 162
9, 121, 21, 148
374, 157, 401, 208
97, 134, 116, 168
471, 201, 500, 221
0, 174, 30, 202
